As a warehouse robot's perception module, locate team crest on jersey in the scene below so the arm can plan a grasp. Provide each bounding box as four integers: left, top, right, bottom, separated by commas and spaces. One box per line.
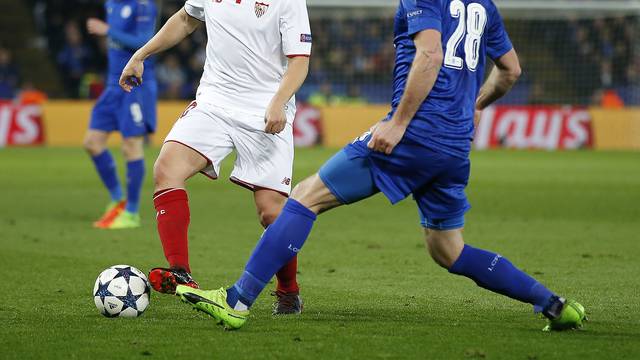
255, 2, 269, 18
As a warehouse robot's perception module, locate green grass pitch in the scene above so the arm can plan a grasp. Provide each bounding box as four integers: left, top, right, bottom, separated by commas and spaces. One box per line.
1, 147, 639, 359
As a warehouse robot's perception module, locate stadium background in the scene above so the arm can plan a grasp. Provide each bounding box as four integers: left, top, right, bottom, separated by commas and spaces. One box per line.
1, 1, 640, 358
0, 0, 638, 150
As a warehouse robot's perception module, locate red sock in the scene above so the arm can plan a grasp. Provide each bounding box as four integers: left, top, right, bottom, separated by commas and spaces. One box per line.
276, 256, 299, 293
153, 188, 191, 273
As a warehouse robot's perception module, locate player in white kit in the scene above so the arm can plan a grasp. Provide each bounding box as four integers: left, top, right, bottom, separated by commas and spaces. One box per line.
119, 0, 311, 314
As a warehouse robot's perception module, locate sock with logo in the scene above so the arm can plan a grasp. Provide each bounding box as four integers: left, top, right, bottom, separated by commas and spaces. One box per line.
260, 206, 301, 295
449, 244, 556, 312
227, 199, 316, 310
91, 150, 123, 202
125, 159, 145, 213
153, 188, 191, 272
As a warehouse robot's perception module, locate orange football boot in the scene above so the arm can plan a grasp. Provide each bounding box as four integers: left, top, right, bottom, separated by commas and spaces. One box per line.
93, 200, 126, 229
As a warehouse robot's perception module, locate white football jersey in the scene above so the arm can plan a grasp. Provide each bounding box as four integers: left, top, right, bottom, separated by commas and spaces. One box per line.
184, 0, 311, 119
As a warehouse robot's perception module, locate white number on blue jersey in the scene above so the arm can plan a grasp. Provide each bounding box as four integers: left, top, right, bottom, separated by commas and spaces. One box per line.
444, 1, 487, 72
444, 0, 466, 70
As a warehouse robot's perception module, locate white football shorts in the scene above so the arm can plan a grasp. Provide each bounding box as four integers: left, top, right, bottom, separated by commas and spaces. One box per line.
164, 101, 294, 196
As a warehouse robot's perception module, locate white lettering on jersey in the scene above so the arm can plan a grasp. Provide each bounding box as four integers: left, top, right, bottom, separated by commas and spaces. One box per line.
444, 0, 487, 71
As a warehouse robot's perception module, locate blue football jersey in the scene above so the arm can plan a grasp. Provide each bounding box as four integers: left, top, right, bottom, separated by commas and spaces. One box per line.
105, 0, 157, 86
392, 0, 513, 158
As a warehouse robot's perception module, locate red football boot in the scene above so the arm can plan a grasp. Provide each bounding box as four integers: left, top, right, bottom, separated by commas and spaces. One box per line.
148, 267, 199, 294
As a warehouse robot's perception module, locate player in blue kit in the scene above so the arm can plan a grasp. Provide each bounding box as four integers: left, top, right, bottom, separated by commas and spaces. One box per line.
83, 0, 158, 229
175, 0, 587, 331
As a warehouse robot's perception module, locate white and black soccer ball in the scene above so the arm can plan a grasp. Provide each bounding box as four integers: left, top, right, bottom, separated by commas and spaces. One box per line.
93, 265, 150, 318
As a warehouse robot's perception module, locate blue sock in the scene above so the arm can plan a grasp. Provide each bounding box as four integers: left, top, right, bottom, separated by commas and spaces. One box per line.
227, 199, 317, 309
125, 159, 145, 213
450, 245, 556, 313
91, 150, 122, 202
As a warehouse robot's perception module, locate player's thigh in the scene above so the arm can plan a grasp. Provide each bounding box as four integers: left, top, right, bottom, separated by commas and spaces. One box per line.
316, 148, 380, 206
291, 173, 343, 214
290, 149, 381, 214
154, 141, 208, 183
415, 156, 471, 232
164, 102, 234, 179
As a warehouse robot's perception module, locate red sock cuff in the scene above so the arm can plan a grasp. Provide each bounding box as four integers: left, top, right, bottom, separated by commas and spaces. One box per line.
153, 188, 188, 207
153, 188, 174, 198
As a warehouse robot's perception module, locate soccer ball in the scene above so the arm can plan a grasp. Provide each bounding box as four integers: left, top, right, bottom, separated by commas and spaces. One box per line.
93, 265, 150, 318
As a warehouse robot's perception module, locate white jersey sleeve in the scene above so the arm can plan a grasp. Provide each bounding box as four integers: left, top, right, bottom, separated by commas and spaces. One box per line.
184, 0, 205, 21
279, 0, 312, 57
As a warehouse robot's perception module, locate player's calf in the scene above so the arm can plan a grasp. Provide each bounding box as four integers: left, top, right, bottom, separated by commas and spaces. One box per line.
429, 227, 587, 330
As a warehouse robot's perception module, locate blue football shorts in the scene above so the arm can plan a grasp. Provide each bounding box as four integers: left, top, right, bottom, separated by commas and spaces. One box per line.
318, 133, 470, 230
89, 82, 158, 138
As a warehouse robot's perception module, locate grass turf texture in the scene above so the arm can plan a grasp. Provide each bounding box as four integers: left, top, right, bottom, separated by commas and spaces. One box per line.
1, 147, 639, 359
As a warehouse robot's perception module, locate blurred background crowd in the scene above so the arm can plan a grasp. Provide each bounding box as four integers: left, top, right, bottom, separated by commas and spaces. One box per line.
0, 0, 636, 106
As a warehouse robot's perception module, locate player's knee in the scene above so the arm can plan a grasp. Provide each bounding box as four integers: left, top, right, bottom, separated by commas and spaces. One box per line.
290, 177, 319, 208
83, 134, 105, 155
290, 179, 310, 201
152, 158, 172, 187
122, 138, 144, 161
425, 230, 464, 270
291, 174, 339, 214
257, 207, 279, 228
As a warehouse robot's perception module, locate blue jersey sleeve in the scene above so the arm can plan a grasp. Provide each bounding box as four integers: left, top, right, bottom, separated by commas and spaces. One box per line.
108, 1, 157, 51
486, 4, 513, 60
406, 0, 443, 36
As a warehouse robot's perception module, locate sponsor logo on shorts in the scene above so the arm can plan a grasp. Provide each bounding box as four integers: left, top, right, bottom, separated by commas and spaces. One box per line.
281, 177, 291, 185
